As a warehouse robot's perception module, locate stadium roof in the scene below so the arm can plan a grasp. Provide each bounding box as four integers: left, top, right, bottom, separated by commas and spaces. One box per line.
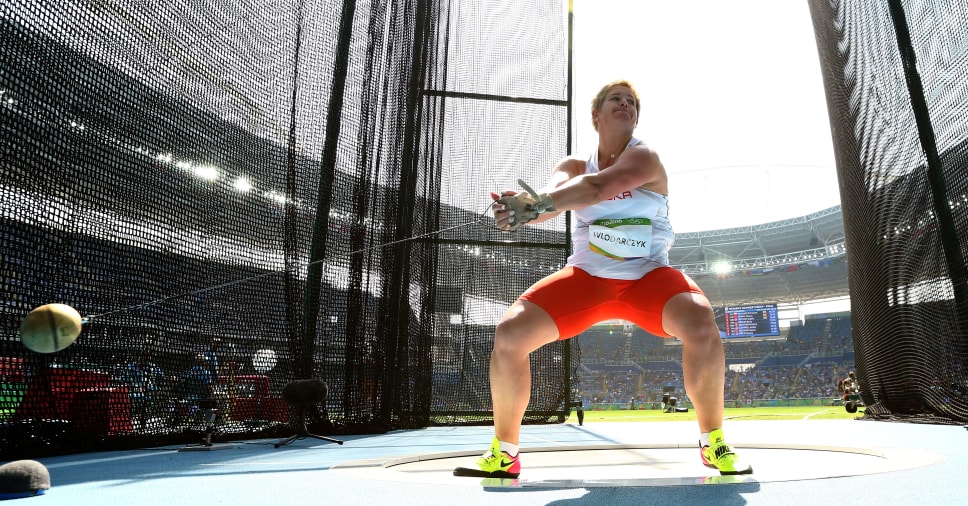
669, 205, 848, 306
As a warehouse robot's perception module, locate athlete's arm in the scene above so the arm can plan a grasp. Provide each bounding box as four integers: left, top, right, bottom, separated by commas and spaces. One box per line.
491, 157, 583, 227
547, 145, 667, 212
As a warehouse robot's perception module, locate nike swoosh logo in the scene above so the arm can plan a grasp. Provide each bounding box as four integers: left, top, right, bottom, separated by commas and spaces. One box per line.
500, 459, 516, 468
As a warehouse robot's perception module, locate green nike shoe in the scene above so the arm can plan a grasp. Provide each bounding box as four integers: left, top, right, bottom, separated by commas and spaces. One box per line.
474, 437, 521, 478
701, 428, 753, 475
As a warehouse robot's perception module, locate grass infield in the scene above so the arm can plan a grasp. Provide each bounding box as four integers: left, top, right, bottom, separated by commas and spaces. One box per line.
565, 405, 863, 424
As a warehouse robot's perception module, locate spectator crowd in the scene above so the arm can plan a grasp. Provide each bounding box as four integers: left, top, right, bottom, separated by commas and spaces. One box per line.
577, 316, 855, 408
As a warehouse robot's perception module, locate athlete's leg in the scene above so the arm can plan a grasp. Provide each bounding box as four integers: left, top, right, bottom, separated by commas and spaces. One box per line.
617, 267, 748, 474
491, 267, 619, 445
661, 291, 724, 433
490, 299, 559, 445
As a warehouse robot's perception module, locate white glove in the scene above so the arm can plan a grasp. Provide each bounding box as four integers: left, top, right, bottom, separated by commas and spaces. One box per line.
517, 179, 555, 214
494, 179, 555, 231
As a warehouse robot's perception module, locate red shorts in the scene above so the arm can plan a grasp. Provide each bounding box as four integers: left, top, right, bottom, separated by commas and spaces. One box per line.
519, 265, 704, 339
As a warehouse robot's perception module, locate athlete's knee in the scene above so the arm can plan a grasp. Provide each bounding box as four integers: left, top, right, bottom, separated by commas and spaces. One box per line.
662, 294, 719, 342
492, 320, 531, 359
685, 321, 720, 343
492, 305, 557, 358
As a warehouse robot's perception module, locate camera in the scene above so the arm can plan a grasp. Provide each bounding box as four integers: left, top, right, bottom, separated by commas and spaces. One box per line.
661, 392, 689, 413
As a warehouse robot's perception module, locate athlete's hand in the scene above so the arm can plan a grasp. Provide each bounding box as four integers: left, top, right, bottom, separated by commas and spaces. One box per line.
490, 190, 532, 231
490, 180, 556, 232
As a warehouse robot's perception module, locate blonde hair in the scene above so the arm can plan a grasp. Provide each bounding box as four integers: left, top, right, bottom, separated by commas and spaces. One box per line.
591, 80, 640, 131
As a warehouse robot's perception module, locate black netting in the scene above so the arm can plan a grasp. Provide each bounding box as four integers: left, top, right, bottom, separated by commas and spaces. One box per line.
0, 0, 574, 459
809, 0, 968, 423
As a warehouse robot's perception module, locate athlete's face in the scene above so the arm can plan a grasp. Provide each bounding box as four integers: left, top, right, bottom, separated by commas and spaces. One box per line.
593, 85, 638, 132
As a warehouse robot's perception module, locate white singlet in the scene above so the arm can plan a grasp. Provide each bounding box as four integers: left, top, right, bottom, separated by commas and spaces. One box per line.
565, 137, 675, 280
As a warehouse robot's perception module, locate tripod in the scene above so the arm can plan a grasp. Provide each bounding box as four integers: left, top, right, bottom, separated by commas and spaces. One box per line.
179, 399, 233, 452
274, 403, 343, 447
273, 380, 342, 447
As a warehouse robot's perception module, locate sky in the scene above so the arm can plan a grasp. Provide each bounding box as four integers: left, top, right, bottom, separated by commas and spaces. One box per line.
571, 1, 841, 233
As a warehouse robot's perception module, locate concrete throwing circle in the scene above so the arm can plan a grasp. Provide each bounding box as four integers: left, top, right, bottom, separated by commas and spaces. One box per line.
330, 443, 944, 488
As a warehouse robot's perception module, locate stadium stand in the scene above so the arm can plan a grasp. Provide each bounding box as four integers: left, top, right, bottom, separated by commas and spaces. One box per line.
578, 311, 856, 410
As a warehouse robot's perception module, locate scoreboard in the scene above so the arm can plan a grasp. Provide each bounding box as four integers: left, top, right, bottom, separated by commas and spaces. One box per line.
723, 303, 780, 338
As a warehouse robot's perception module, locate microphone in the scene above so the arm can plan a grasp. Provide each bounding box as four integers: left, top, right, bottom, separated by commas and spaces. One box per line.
281, 379, 328, 405
272, 378, 343, 447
